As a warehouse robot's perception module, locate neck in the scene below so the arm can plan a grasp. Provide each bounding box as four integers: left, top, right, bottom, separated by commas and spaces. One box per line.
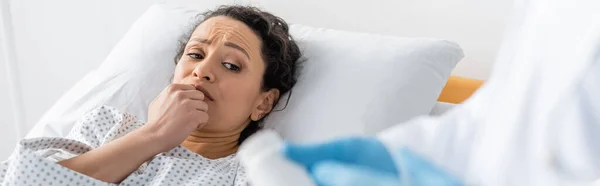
182, 127, 244, 159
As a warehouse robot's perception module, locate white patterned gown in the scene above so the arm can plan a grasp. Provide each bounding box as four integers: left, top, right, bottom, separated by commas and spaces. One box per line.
0, 106, 248, 186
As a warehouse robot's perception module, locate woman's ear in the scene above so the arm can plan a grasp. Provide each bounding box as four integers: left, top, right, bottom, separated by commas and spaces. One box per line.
251, 89, 280, 121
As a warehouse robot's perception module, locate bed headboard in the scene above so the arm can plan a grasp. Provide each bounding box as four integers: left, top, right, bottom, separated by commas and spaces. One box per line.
438, 76, 484, 104
240, 0, 515, 80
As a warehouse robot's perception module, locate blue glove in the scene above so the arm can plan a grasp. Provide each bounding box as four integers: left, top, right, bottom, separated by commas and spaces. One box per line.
283, 137, 464, 186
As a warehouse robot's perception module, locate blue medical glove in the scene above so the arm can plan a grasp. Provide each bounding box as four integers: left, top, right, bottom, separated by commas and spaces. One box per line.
283, 138, 464, 186
283, 137, 399, 175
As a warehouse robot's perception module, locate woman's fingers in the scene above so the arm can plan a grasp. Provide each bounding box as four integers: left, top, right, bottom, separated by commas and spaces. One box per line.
189, 99, 209, 112
179, 89, 206, 101
167, 84, 197, 91
145, 83, 211, 151
194, 110, 210, 129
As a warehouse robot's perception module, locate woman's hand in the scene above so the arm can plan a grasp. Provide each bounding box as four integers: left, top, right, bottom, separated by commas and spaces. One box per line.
144, 84, 209, 152
58, 84, 208, 183
58, 87, 207, 184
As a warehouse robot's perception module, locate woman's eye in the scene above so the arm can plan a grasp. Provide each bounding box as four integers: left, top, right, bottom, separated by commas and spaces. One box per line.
222, 62, 241, 72
187, 53, 204, 59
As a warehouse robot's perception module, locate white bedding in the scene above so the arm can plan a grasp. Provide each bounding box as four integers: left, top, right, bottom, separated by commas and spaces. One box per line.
429, 102, 457, 116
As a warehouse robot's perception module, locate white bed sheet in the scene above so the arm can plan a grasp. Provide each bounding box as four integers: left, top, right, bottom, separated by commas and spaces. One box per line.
429, 102, 457, 116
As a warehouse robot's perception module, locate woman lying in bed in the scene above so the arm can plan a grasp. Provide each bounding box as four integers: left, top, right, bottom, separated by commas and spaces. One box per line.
0, 5, 300, 185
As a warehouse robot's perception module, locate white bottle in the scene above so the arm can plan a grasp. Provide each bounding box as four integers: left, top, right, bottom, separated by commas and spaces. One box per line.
238, 130, 316, 186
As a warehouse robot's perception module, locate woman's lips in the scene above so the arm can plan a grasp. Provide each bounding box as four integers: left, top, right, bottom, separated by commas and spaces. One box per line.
192, 85, 214, 101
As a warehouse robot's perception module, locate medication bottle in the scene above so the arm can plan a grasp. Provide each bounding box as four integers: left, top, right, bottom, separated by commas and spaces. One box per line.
238, 130, 316, 186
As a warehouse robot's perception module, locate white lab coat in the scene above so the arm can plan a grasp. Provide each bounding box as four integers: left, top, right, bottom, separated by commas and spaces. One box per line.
377, 0, 600, 185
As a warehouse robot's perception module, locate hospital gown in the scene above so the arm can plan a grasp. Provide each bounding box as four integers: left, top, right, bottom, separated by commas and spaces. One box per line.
0, 106, 248, 186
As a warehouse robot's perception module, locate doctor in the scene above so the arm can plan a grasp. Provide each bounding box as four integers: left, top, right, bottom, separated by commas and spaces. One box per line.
283, 0, 600, 185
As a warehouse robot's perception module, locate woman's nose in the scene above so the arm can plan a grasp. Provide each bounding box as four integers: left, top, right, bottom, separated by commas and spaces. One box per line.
192, 57, 217, 83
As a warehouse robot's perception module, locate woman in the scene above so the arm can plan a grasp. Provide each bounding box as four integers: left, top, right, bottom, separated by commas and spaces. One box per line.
0, 5, 300, 186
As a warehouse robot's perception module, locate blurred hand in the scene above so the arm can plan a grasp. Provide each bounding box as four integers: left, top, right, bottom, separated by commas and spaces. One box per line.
144, 84, 209, 152
283, 137, 464, 186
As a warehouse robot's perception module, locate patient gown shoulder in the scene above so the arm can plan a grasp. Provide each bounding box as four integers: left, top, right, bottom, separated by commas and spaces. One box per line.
66, 105, 144, 148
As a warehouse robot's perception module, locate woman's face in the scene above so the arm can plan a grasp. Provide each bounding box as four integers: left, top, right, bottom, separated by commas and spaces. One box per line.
173, 16, 279, 134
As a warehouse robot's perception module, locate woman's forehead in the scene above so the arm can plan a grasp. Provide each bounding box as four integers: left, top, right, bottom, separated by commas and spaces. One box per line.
192, 17, 261, 50
190, 16, 263, 63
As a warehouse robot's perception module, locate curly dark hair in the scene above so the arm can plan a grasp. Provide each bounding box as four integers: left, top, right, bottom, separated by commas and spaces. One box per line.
174, 5, 301, 144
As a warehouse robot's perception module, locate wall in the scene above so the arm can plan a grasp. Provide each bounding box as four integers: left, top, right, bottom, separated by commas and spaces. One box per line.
0, 41, 19, 161
244, 0, 514, 80
0, 0, 20, 161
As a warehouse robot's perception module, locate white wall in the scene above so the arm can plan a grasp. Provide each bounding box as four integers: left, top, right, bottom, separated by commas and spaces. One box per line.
245, 0, 514, 80
0, 0, 20, 161
0, 47, 19, 161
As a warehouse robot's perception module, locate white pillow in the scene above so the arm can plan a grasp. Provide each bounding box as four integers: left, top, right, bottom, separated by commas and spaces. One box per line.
26, 3, 464, 142
265, 25, 462, 142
